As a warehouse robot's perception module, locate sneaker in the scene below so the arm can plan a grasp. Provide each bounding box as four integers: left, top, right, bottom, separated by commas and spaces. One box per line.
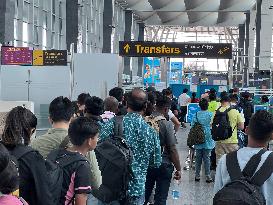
206, 176, 214, 183
195, 176, 200, 182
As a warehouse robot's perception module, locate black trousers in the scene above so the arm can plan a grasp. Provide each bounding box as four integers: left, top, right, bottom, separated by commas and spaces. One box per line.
179, 106, 188, 123
144, 163, 174, 205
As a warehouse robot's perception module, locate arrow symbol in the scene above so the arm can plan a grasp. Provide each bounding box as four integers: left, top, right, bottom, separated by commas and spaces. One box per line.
124, 44, 130, 53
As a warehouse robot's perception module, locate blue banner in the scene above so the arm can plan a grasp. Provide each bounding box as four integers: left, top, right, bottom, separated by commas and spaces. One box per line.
144, 57, 153, 84
186, 103, 201, 123
169, 62, 183, 84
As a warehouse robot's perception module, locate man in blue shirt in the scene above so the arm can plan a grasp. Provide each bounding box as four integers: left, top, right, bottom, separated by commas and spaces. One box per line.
99, 88, 162, 205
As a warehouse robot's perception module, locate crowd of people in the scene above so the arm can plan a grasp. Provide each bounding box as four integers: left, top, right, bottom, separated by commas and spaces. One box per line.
0, 87, 183, 205
0, 85, 273, 205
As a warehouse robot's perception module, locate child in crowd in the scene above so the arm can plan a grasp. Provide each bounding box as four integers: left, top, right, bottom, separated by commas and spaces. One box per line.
47, 117, 99, 205
0, 143, 28, 205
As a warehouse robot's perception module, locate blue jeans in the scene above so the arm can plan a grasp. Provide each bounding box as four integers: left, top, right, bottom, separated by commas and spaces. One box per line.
144, 163, 174, 205
87, 193, 98, 205
195, 149, 212, 177
98, 195, 145, 205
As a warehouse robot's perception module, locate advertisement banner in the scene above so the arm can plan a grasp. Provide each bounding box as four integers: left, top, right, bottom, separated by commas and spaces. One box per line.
169, 62, 183, 84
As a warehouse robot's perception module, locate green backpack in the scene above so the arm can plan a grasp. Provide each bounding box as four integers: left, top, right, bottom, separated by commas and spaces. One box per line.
187, 112, 205, 147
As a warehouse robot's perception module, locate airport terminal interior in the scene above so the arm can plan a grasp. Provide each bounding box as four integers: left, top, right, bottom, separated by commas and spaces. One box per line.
0, 0, 273, 205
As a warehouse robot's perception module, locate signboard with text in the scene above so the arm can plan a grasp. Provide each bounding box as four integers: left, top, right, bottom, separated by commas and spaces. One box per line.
119, 41, 232, 59
43, 50, 67, 66
1, 47, 33, 65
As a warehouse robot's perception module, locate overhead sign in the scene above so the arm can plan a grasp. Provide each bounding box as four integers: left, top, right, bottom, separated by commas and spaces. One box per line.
43, 50, 67, 66
1, 47, 33, 65
119, 41, 232, 59
33, 50, 44, 66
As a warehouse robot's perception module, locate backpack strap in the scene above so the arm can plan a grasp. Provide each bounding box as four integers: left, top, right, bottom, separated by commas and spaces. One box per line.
196, 112, 199, 123
227, 149, 266, 181
251, 152, 273, 186
242, 149, 266, 178
113, 116, 124, 138
226, 151, 242, 181
59, 135, 70, 149
12, 145, 36, 159
48, 149, 88, 168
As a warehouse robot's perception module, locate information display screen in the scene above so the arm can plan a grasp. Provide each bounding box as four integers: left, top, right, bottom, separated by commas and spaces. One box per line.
43, 50, 67, 66
1, 47, 33, 65
119, 41, 232, 59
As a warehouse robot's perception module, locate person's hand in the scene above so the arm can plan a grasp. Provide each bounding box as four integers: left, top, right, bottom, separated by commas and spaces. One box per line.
173, 110, 178, 116
173, 170, 181, 180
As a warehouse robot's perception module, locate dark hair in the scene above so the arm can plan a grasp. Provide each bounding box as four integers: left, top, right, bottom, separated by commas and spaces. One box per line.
156, 93, 171, 108
77, 93, 91, 106
261, 95, 269, 103
162, 89, 172, 96
220, 95, 230, 103
145, 92, 157, 116
220, 91, 228, 99
248, 111, 273, 142
233, 87, 239, 93
199, 98, 209, 110
109, 87, 124, 102
230, 94, 238, 102
49, 96, 74, 122
2, 107, 37, 146
69, 117, 99, 146
229, 89, 234, 94
242, 92, 251, 99
183, 88, 188, 93
127, 88, 148, 112
191, 92, 197, 101
0, 144, 19, 194
209, 93, 217, 101
146, 86, 156, 93
210, 88, 217, 94
85, 96, 104, 116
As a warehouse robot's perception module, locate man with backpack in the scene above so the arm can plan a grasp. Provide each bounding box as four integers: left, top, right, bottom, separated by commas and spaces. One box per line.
48, 117, 100, 205
31, 96, 102, 190
98, 88, 162, 205
213, 111, 273, 205
212, 95, 244, 162
144, 94, 181, 205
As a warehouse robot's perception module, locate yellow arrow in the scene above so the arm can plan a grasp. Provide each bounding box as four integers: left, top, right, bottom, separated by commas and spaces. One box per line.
124, 44, 130, 53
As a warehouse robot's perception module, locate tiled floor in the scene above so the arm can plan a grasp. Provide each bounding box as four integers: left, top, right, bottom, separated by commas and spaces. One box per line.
166, 126, 214, 205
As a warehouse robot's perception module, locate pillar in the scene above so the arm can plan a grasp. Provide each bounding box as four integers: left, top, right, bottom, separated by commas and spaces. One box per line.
66, 0, 78, 52
123, 10, 132, 77
0, 0, 14, 44
137, 23, 145, 77
102, 0, 113, 53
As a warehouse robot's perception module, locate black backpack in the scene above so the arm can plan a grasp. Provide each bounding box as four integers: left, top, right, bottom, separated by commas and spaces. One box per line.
213, 149, 273, 205
212, 107, 235, 141
187, 112, 205, 147
93, 116, 133, 204
11, 146, 62, 205
46, 149, 89, 205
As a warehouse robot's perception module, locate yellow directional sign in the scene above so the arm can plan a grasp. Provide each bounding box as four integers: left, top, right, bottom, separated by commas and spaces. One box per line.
119, 41, 232, 59
124, 44, 130, 53
33, 50, 44, 66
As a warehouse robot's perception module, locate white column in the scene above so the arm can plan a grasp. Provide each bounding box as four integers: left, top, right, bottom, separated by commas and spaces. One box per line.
259, 0, 273, 71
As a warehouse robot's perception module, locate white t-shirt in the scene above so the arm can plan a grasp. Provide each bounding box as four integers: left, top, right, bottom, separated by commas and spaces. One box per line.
214, 147, 273, 205
168, 110, 175, 120
178, 93, 190, 106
